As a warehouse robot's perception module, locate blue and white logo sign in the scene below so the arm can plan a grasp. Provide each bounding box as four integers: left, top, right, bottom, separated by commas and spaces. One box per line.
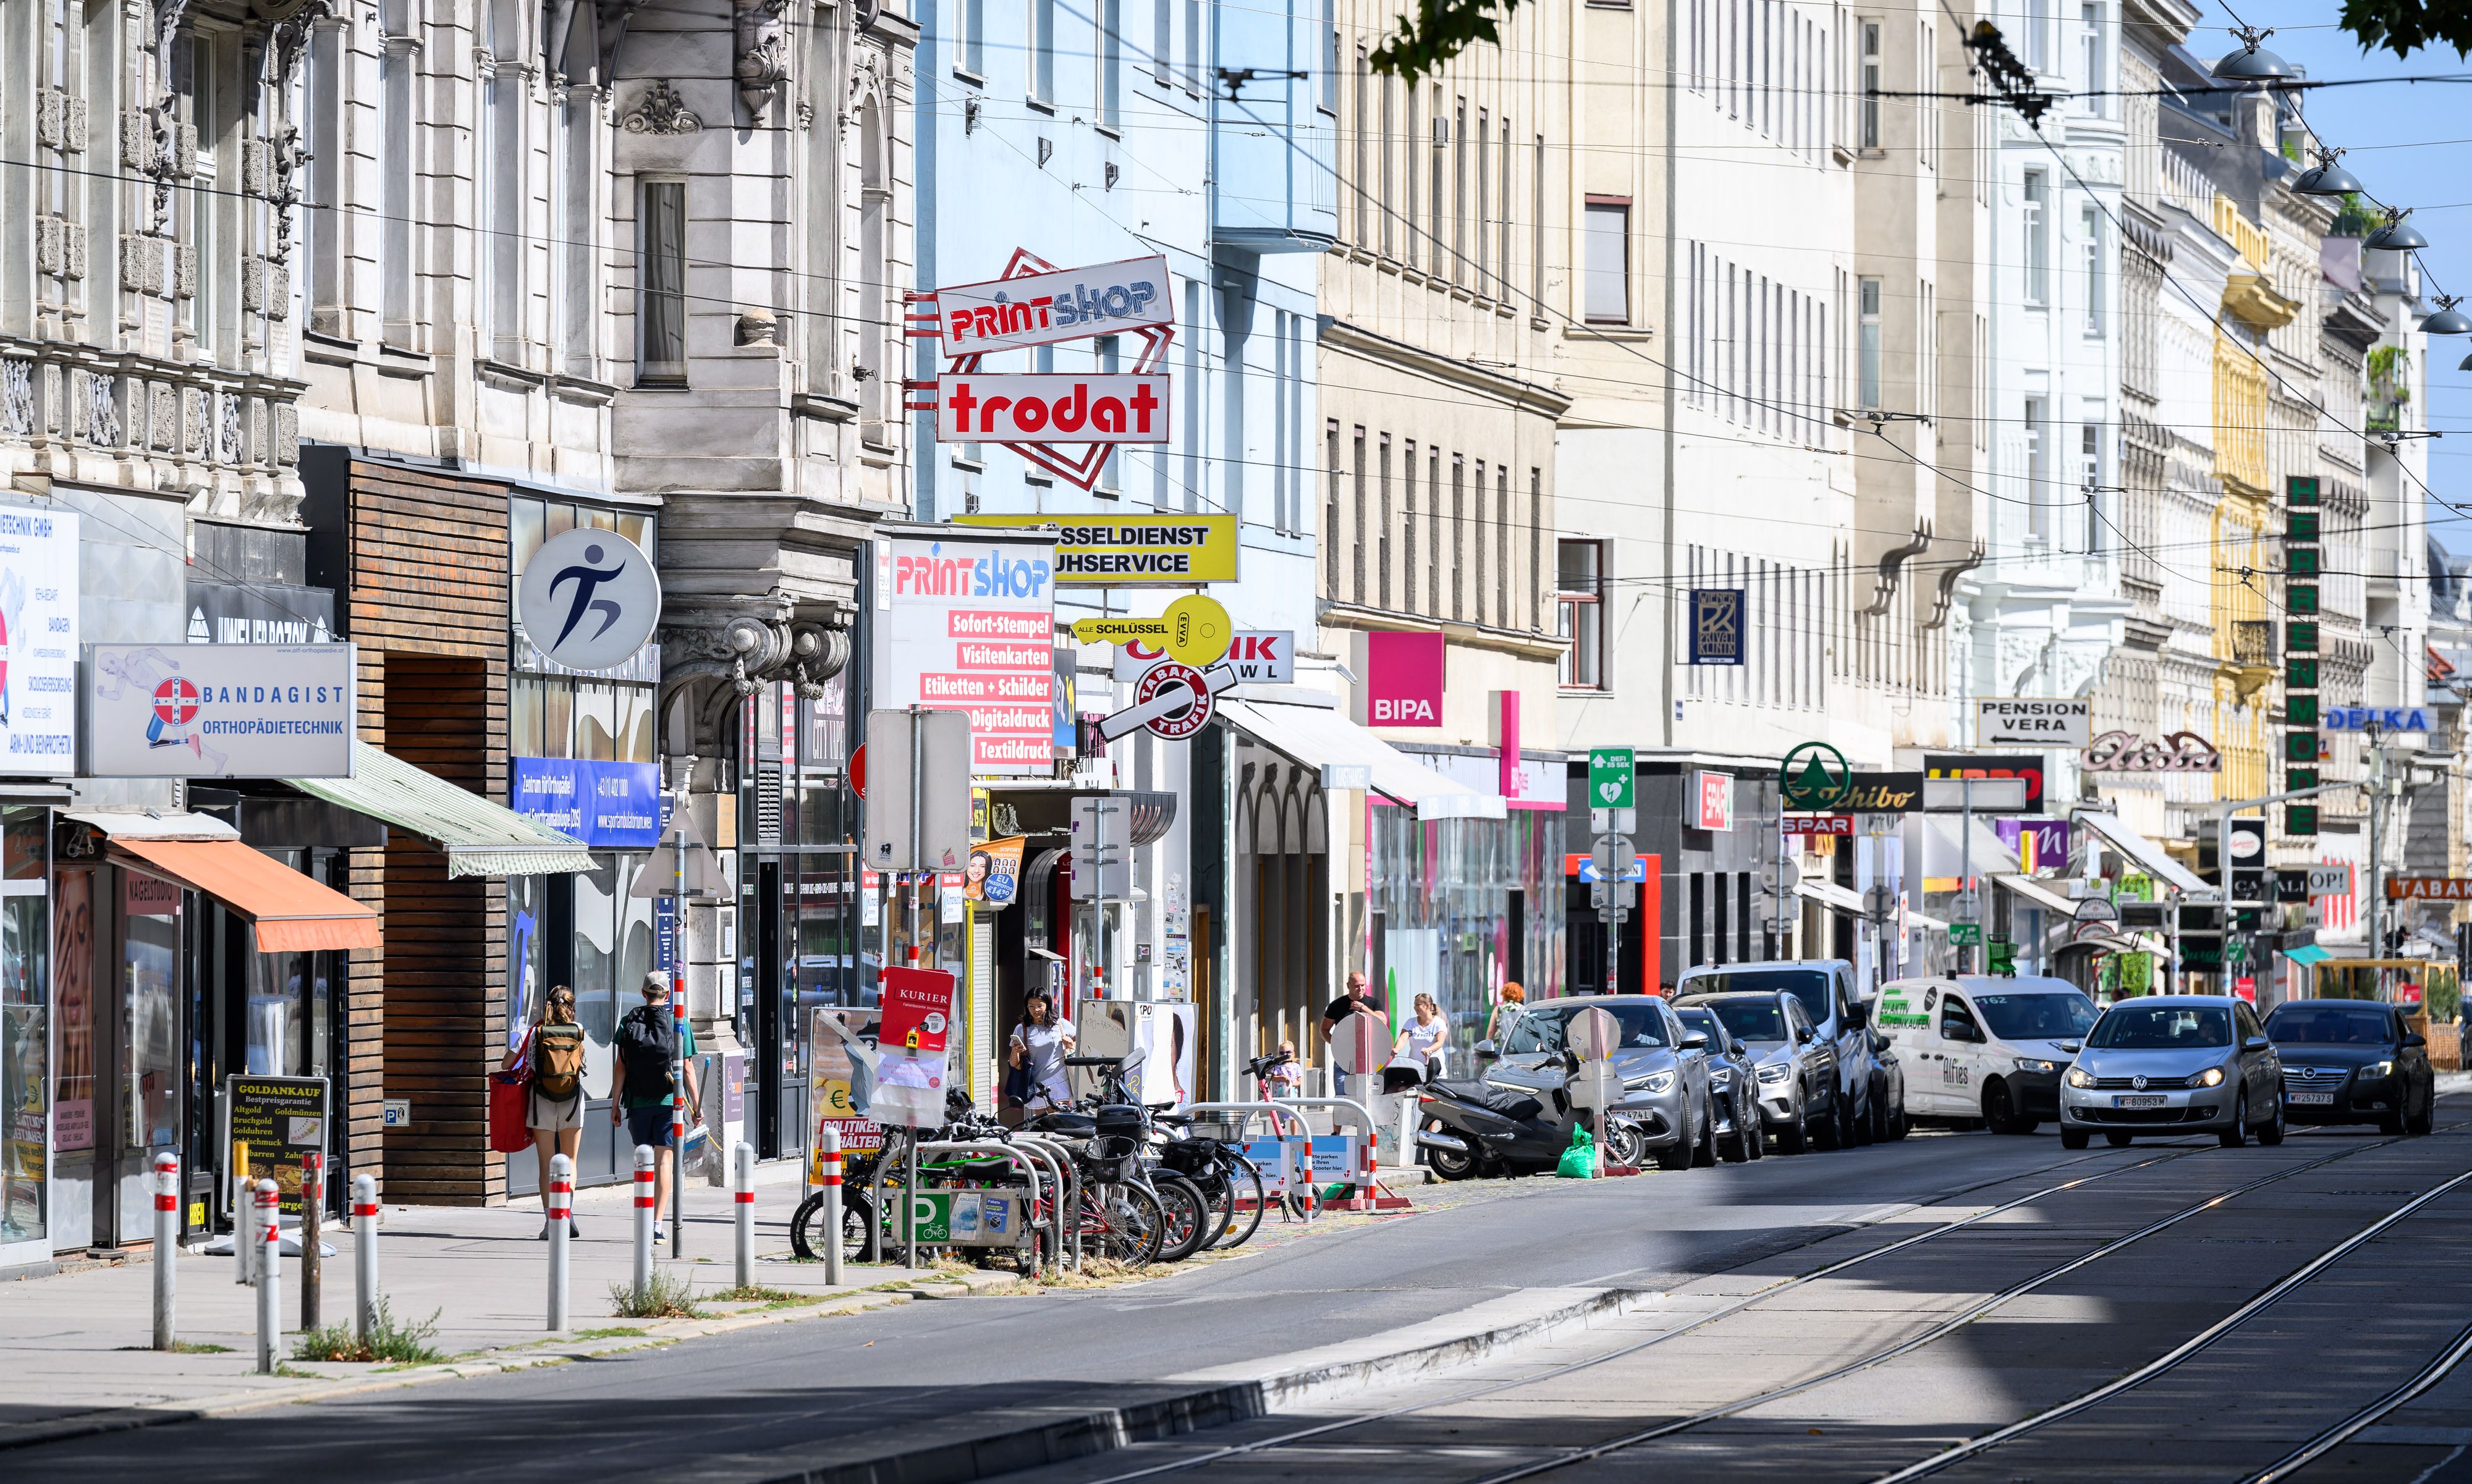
2322, 707, 2431, 733
516, 528, 662, 673
1689, 588, 1746, 666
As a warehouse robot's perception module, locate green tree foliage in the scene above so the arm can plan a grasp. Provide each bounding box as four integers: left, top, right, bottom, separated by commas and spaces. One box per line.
2341, 0, 2472, 58
1368, 0, 1525, 82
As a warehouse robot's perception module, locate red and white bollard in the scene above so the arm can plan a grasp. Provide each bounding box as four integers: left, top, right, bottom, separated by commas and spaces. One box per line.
152, 1152, 179, 1351
818, 1126, 844, 1286
546, 1153, 573, 1331
351, 1175, 379, 1346
253, 1179, 281, 1374
1300, 1132, 1317, 1217
733, 1142, 755, 1291
632, 1144, 657, 1305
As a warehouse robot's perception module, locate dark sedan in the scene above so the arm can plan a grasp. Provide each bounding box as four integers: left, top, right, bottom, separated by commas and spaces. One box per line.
2264, 1000, 2437, 1136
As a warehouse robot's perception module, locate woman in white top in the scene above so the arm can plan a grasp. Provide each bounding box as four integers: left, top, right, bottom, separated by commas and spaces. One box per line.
1396, 992, 1449, 1077
1008, 991, 1077, 1111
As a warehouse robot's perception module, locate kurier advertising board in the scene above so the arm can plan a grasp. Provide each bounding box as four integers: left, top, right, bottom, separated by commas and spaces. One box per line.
83, 643, 355, 778
0, 508, 80, 774
871, 532, 1057, 775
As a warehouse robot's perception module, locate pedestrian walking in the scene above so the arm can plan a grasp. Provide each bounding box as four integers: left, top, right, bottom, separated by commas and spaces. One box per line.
1007, 990, 1076, 1115
1485, 982, 1526, 1043
611, 972, 701, 1242
1396, 992, 1449, 1079
499, 985, 588, 1239
1321, 971, 1384, 1096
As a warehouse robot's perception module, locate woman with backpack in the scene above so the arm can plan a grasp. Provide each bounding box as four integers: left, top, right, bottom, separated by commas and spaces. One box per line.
501, 984, 588, 1238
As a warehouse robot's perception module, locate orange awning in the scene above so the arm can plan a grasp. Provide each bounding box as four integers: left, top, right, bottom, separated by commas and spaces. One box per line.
111, 839, 381, 954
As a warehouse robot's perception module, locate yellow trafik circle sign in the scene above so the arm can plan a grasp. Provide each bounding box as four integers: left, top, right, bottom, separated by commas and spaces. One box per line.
1162, 594, 1232, 665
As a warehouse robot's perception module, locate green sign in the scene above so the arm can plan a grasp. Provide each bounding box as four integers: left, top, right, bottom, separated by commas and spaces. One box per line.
1588, 747, 1636, 809
1950, 922, 1983, 946
1779, 741, 1853, 810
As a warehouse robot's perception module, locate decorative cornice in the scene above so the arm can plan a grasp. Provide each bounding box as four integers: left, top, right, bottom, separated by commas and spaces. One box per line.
1317, 316, 1573, 419
620, 79, 702, 135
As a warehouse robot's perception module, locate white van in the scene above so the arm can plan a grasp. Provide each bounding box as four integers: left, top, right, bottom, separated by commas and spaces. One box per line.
1877, 976, 2099, 1134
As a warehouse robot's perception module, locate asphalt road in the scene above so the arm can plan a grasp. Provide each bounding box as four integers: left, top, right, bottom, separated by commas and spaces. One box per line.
0, 1123, 2197, 1483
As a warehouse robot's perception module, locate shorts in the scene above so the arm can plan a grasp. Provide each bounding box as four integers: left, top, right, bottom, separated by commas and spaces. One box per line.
625, 1102, 679, 1150
528, 1087, 586, 1134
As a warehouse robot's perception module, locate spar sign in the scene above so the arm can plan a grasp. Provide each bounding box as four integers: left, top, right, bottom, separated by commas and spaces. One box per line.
909, 248, 1176, 492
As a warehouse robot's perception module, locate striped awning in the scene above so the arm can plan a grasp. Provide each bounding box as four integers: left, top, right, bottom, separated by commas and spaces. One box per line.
290, 740, 595, 877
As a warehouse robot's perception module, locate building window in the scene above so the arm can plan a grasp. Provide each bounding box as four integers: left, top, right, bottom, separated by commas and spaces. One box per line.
1857, 276, 1882, 408
1379, 75, 1395, 257
1426, 446, 1442, 617
2025, 396, 2049, 540
2081, 423, 2102, 552
1475, 106, 1491, 287
1319, 0, 1338, 112
1858, 19, 1881, 150
638, 181, 688, 384
959, 0, 986, 75
2023, 169, 2049, 305
1532, 134, 1546, 305
1429, 103, 1447, 277
1454, 99, 1470, 284
1352, 427, 1368, 604
306, 21, 345, 335
1378, 434, 1394, 609
1097, 0, 1121, 125
1583, 199, 1630, 324
1528, 468, 1543, 630
2026, 0, 2049, 70
2081, 205, 2104, 336
1558, 540, 1606, 688
1031, 0, 1055, 102
1451, 456, 1467, 620
2080, 1, 2102, 105
1325, 422, 1343, 594
380, 0, 417, 347
1402, 441, 1418, 610
1353, 46, 1370, 244
1153, 0, 1170, 85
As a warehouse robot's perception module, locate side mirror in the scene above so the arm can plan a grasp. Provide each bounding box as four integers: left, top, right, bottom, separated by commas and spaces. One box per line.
1845, 1002, 1870, 1030
1474, 1039, 1500, 1063
1682, 1032, 1709, 1050
1797, 1026, 1818, 1045
2243, 1035, 2270, 1053
2057, 1040, 2082, 1055
2403, 1031, 2428, 1049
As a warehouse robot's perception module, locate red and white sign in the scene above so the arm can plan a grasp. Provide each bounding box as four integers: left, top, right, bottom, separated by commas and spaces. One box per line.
1785, 812, 1854, 837
933, 255, 1174, 354
935, 374, 1169, 444
1133, 661, 1216, 739
1360, 630, 1444, 728
1691, 770, 1735, 832
870, 534, 1057, 775
1222, 631, 1293, 683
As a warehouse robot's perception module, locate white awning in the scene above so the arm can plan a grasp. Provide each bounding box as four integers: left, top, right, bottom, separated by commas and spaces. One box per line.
291, 740, 595, 877
2076, 811, 2211, 896
1998, 873, 2083, 916
1797, 878, 1865, 916
1923, 816, 2017, 879
64, 811, 240, 842
1907, 906, 1950, 932
1217, 698, 1506, 819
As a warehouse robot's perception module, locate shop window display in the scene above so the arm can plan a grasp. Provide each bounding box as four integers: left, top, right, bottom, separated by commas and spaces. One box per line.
1, 808, 49, 1247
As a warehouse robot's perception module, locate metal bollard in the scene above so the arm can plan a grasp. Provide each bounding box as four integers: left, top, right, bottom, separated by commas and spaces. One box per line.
152, 1152, 179, 1351
818, 1127, 843, 1287
546, 1153, 573, 1331
253, 1180, 281, 1373
351, 1175, 379, 1345
300, 1153, 323, 1333
632, 1144, 656, 1305
732, 1142, 755, 1292
234, 1142, 254, 1285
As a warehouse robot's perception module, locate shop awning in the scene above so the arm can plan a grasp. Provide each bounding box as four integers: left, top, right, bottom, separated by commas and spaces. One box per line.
2284, 943, 2332, 966
2076, 812, 2211, 896
1217, 698, 1506, 820
1797, 879, 1865, 916
111, 838, 380, 953
1998, 874, 2083, 916
290, 740, 594, 877
1922, 816, 2017, 888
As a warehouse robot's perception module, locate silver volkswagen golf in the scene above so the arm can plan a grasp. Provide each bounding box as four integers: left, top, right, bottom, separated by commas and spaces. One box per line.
2058, 995, 2285, 1149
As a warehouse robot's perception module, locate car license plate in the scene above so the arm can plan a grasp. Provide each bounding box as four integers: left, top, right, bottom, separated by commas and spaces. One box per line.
2289, 1092, 2334, 1106
2112, 1095, 2167, 1109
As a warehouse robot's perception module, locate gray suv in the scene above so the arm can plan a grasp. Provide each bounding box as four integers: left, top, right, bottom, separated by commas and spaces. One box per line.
1675, 959, 1879, 1149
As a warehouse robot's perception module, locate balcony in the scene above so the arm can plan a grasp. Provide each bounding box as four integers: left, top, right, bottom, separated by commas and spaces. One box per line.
2223, 618, 2276, 703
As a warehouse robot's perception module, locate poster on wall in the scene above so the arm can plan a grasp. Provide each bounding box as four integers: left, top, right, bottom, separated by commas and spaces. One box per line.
873, 966, 958, 1127
510, 758, 661, 848
221, 1075, 329, 1217
0, 508, 78, 775
83, 643, 355, 778
871, 533, 1058, 776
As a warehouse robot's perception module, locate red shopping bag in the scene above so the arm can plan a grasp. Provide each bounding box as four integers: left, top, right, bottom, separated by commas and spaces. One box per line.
489, 1031, 535, 1153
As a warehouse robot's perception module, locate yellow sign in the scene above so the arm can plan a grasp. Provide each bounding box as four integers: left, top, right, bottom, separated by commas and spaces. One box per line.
1161, 594, 1232, 664
1070, 617, 1170, 645
954, 513, 1239, 584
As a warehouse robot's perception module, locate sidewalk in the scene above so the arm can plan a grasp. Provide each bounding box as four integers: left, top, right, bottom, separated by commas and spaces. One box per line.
0, 1162, 978, 1445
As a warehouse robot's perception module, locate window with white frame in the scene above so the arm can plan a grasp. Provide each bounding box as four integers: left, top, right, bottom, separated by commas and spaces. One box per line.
1584, 200, 1631, 324
2081, 423, 2102, 551
1858, 276, 1882, 407
1031, 0, 1055, 102
1098, 0, 1120, 123
960, 0, 985, 75
2023, 169, 2049, 304
2081, 204, 2104, 336
2025, 396, 2050, 539
637, 181, 688, 384
1558, 540, 1607, 688
2026, 0, 2049, 70
1858, 19, 1881, 150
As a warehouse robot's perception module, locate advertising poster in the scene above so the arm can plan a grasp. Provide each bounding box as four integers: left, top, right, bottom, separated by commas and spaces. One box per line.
510, 757, 661, 848
809, 1007, 884, 1159
873, 967, 957, 1126
0, 507, 77, 774
871, 534, 1057, 776
85, 643, 355, 778
224, 1075, 329, 1216
1145, 1002, 1197, 1110
965, 837, 1025, 907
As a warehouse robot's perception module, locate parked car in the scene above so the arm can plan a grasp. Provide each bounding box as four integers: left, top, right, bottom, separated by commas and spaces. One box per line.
1676, 1004, 1766, 1162
2263, 999, 2436, 1135
2058, 995, 2284, 1149
1880, 976, 2096, 1134
1676, 989, 1836, 1153
1478, 995, 1717, 1170
1869, 1026, 1910, 1141
1676, 959, 1877, 1149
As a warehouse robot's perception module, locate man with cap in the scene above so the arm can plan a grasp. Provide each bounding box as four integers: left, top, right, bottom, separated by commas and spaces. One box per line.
611, 971, 703, 1241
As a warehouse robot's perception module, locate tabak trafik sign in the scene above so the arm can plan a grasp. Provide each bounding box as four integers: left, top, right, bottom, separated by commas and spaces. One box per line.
910, 250, 1175, 493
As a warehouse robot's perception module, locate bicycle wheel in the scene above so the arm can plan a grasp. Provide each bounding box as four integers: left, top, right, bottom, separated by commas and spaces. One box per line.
790, 1188, 880, 1264
1089, 1181, 1164, 1266
1212, 1153, 1266, 1250
1151, 1173, 1210, 1263
1200, 1166, 1237, 1249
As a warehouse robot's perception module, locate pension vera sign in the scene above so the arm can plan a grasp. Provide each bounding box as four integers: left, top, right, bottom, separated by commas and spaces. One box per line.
955, 514, 1239, 584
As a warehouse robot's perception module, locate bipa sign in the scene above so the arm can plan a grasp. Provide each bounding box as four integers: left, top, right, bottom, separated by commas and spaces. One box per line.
1359, 631, 1444, 728
937, 255, 1174, 353
935, 374, 1169, 444
1222, 631, 1293, 683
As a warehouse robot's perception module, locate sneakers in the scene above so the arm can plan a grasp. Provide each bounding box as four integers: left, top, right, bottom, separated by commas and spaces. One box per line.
569, 1218, 581, 1237
653, 1224, 667, 1242
537, 1221, 551, 1241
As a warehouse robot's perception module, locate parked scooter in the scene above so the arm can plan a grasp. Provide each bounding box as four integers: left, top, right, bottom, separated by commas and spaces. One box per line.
1414, 1053, 1588, 1179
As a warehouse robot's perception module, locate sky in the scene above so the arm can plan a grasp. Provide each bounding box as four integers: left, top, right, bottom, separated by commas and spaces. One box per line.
2193, 0, 2472, 547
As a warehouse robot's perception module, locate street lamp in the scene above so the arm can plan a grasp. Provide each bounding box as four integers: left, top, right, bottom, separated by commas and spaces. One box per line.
2423, 294, 2472, 337
2293, 148, 2363, 197
2212, 27, 2298, 84
2364, 209, 2431, 253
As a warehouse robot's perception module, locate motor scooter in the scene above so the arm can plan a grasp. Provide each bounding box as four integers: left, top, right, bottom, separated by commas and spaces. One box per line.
1413, 1053, 1586, 1179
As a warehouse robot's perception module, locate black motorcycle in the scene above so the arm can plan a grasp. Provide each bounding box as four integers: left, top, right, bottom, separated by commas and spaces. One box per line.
1416, 1055, 1588, 1179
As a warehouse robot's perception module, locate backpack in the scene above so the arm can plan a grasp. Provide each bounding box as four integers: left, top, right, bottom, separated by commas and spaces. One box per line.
618, 1005, 677, 1100
530, 1022, 586, 1102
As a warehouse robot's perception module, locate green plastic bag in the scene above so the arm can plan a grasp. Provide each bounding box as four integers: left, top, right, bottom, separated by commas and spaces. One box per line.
1556, 1125, 1598, 1179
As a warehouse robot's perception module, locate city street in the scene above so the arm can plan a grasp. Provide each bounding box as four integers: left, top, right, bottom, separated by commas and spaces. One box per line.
8, 1111, 2472, 1483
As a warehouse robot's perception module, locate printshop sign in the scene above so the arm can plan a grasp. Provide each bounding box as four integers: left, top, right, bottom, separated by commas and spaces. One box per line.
83, 643, 357, 778
934, 255, 1174, 353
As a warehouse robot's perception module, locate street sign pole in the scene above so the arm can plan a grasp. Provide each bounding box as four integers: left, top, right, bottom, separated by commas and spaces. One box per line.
1960, 778, 1975, 976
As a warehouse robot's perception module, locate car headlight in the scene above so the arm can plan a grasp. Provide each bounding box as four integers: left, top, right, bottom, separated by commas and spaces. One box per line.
2066, 1066, 2096, 1089
2198, 1066, 2225, 1087
1756, 1063, 1793, 1084
2362, 1060, 2394, 1079
2014, 1058, 2058, 1074
1638, 1070, 1677, 1095
1710, 1067, 1734, 1089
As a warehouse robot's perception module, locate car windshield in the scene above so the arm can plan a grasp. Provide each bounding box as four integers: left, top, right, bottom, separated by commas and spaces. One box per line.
1676, 1008, 1726, 1048
1682, 969, 1831, 1028
1971, 993, 2098, 1042
1500, 1003, 1670, 1053
2088, 1004, 2232, 1050
2266, 1005, 2395, 1047
1701, 998, 1787, 1042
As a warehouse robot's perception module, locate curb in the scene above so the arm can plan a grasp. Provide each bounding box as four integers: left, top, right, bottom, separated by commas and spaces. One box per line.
603, 1284, 1657, 1484
0, 1268, 1029, 1455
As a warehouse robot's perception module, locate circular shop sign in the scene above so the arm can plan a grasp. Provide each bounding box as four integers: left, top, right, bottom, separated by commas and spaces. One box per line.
1135, 660, 1214, 740
1779, 740, 1853, 811
517, 528, 662, 672
1161, 593, 1234, 666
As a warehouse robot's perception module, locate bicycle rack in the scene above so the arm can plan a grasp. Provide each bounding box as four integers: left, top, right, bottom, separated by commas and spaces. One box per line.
1182, 1100, 1332, 1219
1004, 1134, 1079, 1275
1272, 1095, 1413, 1212
903, 1141, 1055, 1276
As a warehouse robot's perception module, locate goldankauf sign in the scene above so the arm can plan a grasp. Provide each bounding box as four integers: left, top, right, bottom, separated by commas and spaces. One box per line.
83, 643, 356, 778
